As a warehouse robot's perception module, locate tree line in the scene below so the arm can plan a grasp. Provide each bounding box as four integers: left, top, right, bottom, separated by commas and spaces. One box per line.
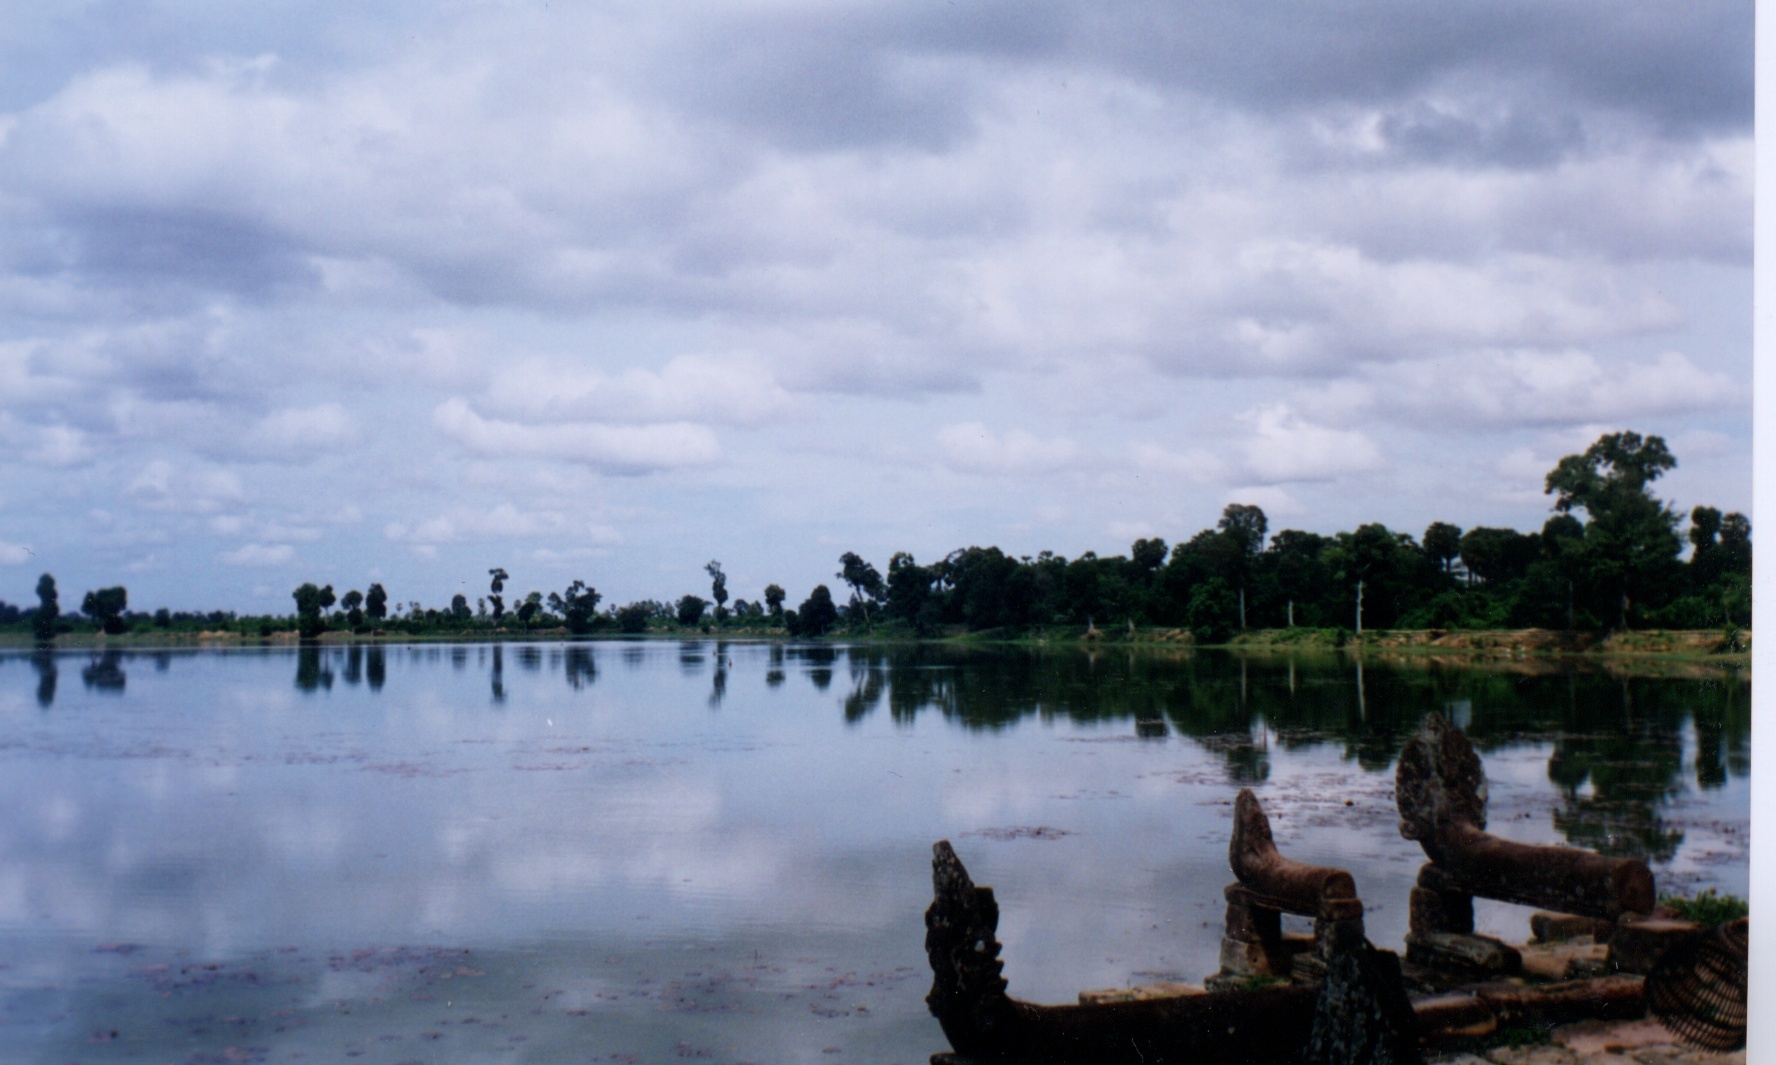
6, 432, 1751, 644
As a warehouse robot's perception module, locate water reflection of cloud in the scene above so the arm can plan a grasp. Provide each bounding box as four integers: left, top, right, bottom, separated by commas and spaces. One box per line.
0, 644, 1750, 1033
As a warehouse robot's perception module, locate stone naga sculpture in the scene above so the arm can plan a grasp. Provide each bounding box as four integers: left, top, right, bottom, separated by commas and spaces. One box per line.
1395, 713, 1655, 971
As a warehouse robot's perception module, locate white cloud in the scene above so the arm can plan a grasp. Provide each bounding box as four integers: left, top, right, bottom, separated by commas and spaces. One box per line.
482, 354, 794, 427
1370, 349, 1734, 427
1238, 404, 1384, 484
242, 403, 361, 457
385, 504, 580, 546
221, 543, 293, 567
432, 398, 720, 473
0, 542, 32, 564
1130, 442, 1224, 482
0, 3, 1747, 608
937, 423, 1079, 476
127, 459, 247, 513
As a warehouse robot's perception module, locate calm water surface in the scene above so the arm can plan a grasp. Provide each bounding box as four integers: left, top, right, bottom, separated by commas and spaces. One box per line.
0, 642, 1750, 1064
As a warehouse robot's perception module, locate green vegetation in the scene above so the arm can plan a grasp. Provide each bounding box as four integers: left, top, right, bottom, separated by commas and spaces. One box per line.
0, 431, 1753, 647
1659, 888, 1748, 927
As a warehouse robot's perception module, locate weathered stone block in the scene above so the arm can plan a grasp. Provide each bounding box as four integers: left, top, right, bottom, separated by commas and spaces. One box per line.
1520, 940, 1610, 981
1218, 934, 1276, 979
1223, 895, 1280, 942
1316, 915, 1368, 959
1531, 911, 1606, 943
1609, 914, 1701, 975
1411, 884, 1475, 936
1405, 931, 1522, 974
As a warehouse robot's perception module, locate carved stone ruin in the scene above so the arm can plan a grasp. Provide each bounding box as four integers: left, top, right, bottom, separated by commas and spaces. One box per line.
1395, 713, 1656, 975
1212, 788, 1366, 987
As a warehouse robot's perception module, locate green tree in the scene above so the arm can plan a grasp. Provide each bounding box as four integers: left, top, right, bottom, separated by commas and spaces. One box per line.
549, 580, 602, 634
763, 583, 786, 619
705, 561, 729, 622
1130, 537, 1168, 573
450, 593, 471, 619
615, 601, 652, 633
292, 583, 334, 640
1458, 527, 1537, 585
342, 589, 366, 630
517, 591, 542, 632
837, 552, 884, 631
885, 552, 934, 627
1718, 512, 1752, 577
796, 585, 839, 637
81, 586, 129, 634
1423, 522, 1462, 576
487, 568, 509, 621
365, 583, 388, 623
1544, 431, 1682, 630
676, 594, 708, 627
32, 573, 59, 643
1217, 503, 1268, 629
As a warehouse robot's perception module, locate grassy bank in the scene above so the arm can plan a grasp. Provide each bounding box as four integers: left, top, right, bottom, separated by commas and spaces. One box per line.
1, 623, 1749, 664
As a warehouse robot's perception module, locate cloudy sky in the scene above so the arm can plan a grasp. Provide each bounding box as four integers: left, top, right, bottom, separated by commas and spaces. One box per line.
0, 1, 1751, 614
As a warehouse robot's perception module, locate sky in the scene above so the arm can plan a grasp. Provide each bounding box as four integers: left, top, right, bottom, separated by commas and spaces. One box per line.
0, 0, 1752, 615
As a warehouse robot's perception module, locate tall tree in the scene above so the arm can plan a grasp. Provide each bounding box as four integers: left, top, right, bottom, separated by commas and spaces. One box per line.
676, 594, 708, 627
517, 591, 542, 632
81, 586, 129, 634
796, 585, 839, 637
487, 568, 509, 621
837, 552, 884, 630
763, 583, 786, 619
342, 589, 366, 630
705, 560, 729, 622
549, 580, 602, 634
32, 573, 59, 643
1458, 527, 1537, 585
885, 552, 934, 627
365, 583, 388, 622
292, 583, 334, 640
1218, 503, 1268, 629
1130, 537, 1168, 573
1423, 522, 1462, 576
1544, 431, 1682, 630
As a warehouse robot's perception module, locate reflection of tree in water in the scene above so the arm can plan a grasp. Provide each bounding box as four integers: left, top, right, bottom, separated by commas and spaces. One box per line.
366, 645, 386, 691
489, 645, 505, 704
792, 644, 837, 691
818, 646, 1747, 825
81, 649, 128, 693
1545, 677, 1692, 862
450, 646, 469, 671
564, 646, 597, 691
679, 641, 705, 675
31, 649, 57, 707
294, 646, 333, 692
1691, 678, 1748, 790
342, 644, 364, 685
517, 646, 543, 672
766, 643, 786, 688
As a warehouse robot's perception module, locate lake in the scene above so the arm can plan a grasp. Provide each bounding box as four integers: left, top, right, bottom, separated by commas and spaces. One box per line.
0, 641, 1749, 1064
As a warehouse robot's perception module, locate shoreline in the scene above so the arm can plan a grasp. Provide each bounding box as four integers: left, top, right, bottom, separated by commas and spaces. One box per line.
0, 625, 1750, 667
